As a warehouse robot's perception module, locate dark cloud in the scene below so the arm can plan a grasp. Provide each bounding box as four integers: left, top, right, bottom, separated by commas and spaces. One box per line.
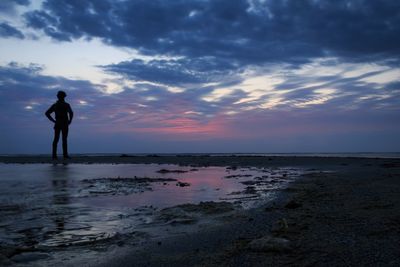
0, 0, 30, 14
102, 57, 240, 86
24, 10, 71, 41
23, 0, 400, 65
0, 22, 24, 39
22, 0, 400, 88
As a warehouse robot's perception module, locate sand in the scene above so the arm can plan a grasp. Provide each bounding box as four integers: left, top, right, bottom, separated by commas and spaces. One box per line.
1, 155, 399, 266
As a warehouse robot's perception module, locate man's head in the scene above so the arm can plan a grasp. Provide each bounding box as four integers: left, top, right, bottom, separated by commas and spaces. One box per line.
57, 90, 67, 100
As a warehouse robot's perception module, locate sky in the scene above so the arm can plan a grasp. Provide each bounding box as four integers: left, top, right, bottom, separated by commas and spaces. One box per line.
0, 0, 399, 154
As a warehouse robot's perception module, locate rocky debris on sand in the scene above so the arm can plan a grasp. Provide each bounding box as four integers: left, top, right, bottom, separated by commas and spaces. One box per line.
285, 200, 302, 209
0, 253, 13, 265
164, 201, 234, 215
243, 186, 257, 194
79, 177, 177, 197
154, 201, 235, 225
226, 165, 238, 170
0, 204, 25, 215
119, 154, 135, 158
241, 180, 258, 185
247, 236, 291, 252
271, 218, 289, 233
157, 169, 188, 174
381, 162, 400, 168
224, 174, 252, 179
176, 181, 191, 187
11, 252, 50, 263
155, 208, 194, 224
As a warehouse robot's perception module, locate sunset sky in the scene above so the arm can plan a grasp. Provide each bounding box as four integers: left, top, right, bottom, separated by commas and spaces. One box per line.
0, 0, 399, 154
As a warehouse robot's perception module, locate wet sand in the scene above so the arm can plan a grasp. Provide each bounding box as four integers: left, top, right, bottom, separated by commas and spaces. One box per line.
1, 155, 400, 266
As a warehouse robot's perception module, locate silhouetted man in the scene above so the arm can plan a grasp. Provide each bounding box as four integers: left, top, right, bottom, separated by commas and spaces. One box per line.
45, 91, 74, 160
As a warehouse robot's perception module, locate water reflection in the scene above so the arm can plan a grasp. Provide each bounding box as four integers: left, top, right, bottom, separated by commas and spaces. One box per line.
0, 164, 304, 251
50, 165, 71, 232
81, 166, 256, 208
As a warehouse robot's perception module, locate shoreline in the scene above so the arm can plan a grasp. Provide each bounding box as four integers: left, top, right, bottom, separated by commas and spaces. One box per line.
1, 155, 398, 166
1, 156, 399, 266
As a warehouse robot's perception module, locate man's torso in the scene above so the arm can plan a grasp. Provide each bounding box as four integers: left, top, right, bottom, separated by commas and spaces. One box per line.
53, 101, 71, 127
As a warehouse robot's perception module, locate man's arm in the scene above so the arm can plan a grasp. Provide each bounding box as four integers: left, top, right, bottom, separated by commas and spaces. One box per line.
68, 104, 74, 125
45, 105, 56, 123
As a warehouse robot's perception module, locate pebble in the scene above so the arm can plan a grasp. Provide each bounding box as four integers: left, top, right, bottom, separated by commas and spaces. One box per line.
285, 200, 302, 209
176, 181, 191, 187
271, 218, 289, 233
248, 236, 291, 252
11, 252, 50, 263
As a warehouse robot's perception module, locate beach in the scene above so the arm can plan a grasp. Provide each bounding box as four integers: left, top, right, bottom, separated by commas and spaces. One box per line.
0, 155, 399, 266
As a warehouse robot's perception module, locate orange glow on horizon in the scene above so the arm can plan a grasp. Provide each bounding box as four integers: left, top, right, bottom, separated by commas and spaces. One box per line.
132, 115, 231, 138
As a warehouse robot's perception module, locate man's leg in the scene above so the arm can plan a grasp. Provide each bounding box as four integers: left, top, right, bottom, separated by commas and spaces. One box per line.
61, 126, 69, 158
53, 127, 61, 159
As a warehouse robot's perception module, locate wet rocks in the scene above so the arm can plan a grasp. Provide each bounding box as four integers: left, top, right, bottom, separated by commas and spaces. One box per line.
0, 253, 13, 265
156, 201, 235, 225
176, 181, 191, 187
119, 154, 135, 158
271, 218, 289, 233
79, 177, 177, 197
225, 174, 252, 179
381, 162, 400, 168
0, 204, 24, 215
241, 180, 257, 185
226, 166, 238, 170
243, 186, 257, 194
11, 252, 50, 263
248, 236, 291, 252
285, 200, 302, 209
171, 201, 235, 215
157, 169, 188, 174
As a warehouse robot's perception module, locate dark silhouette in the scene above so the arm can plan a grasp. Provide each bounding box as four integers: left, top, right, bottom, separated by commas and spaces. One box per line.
45, 91, 74, 160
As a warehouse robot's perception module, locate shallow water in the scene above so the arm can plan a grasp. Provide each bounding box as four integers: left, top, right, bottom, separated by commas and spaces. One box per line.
0, 163, 304, 264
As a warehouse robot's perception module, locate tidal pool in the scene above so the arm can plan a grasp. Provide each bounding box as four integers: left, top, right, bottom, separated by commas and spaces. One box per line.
0, 163, 304, 264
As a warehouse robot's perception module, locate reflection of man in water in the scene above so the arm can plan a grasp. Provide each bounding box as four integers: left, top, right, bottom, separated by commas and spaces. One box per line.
45, 91, 74, 160
52, 176, 70, 232
50, 166, 71, 235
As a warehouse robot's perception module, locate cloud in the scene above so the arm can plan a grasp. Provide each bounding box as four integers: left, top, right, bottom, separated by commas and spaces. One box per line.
23, 0, 400, 66
1, 61, 399, 134
23, 10, 72, 41
0, 63, 234, 136
0, 62, 100, 127
0, 22, 24, 39
0, 0, 30, 14
22, 0, 400, 93
0, 62, 399, 153
102, 57, 240, 86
